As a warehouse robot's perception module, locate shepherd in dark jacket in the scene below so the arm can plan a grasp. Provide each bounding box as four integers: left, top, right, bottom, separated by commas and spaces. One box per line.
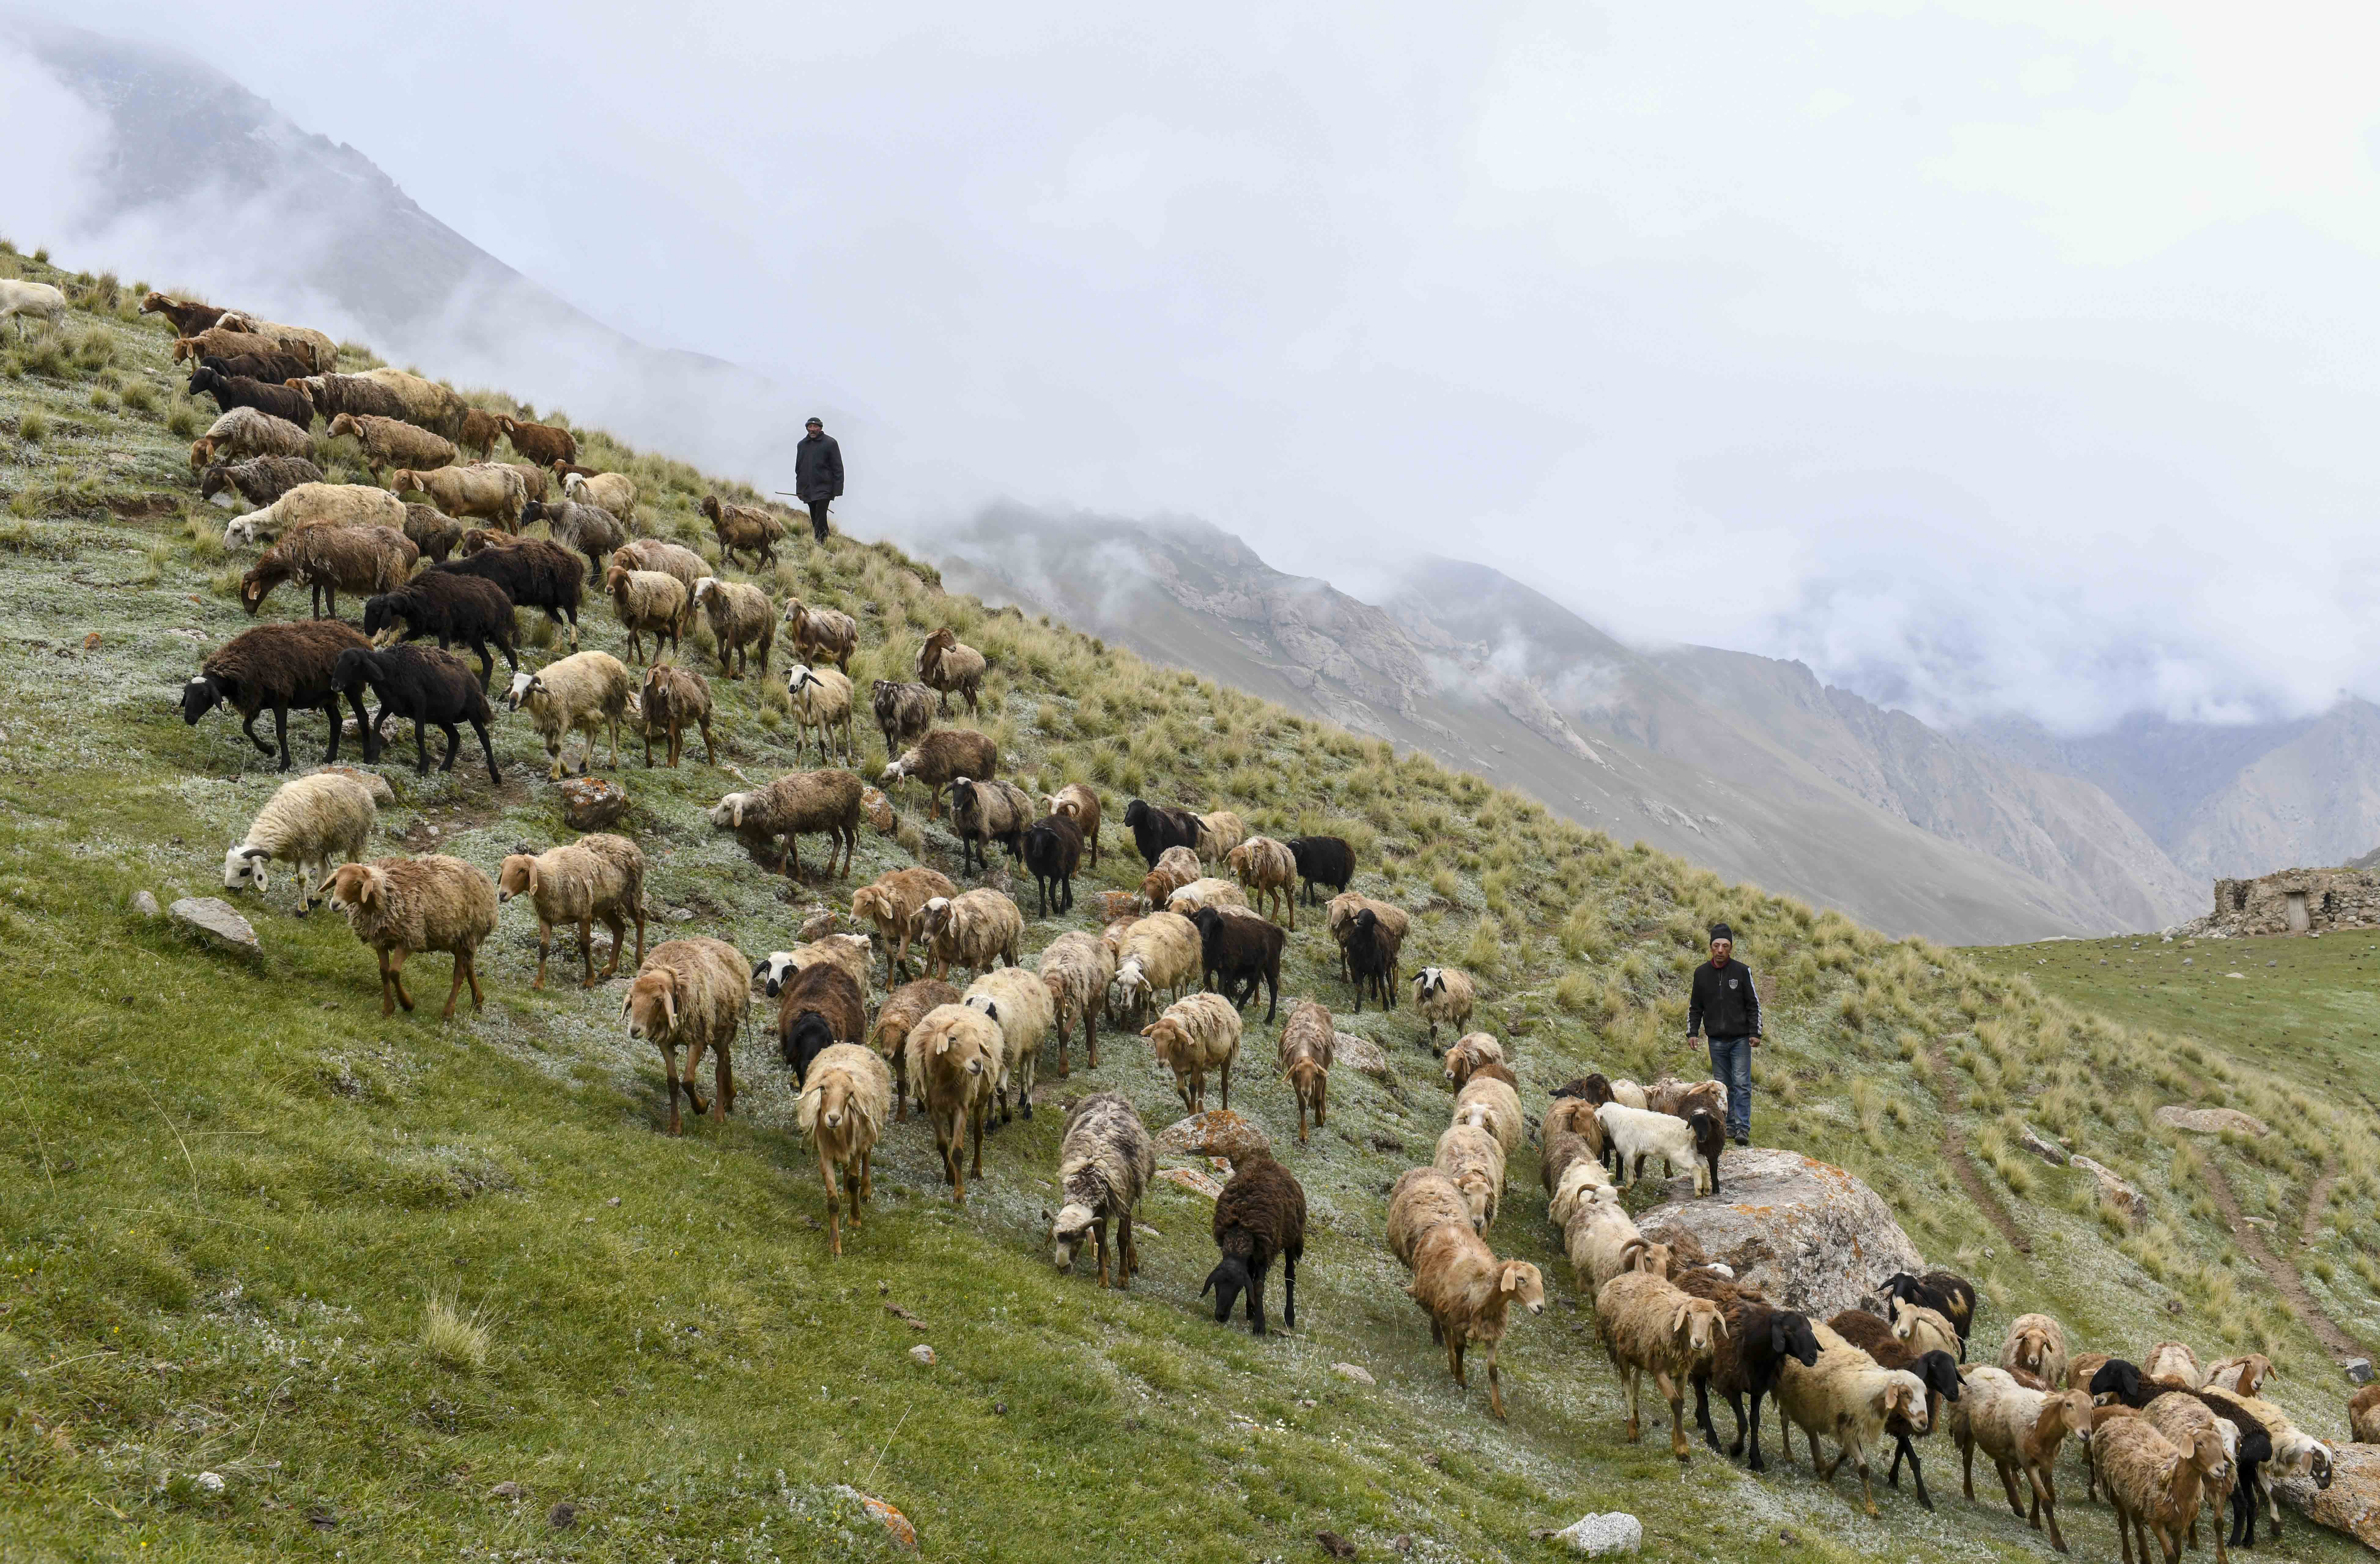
795, 417, 843, 544
1685, 922, 1762, 1147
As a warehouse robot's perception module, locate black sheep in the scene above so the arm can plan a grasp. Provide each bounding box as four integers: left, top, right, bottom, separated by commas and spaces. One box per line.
432, 537, 583, 645
1687, 1109, 1725, 1197
198, 351, 314, 385
2189, 1391, 2279, 1548
1682, 1288, 1820, 1472
1020, 813, 1083, 916
1878, 1270, 1976, 1357
361, 571, 520, 688
1343, 907, 1398, 1012
2088, 1358, 2152, 1408
1189, 905, 1284, 1024
180, 619, 372, 771
188, 364, 315, 427
1201, 1150, 1305, 1336
331, 645, 500, 783
1286, 834, 1354, 904
1122, 798, 1202, 868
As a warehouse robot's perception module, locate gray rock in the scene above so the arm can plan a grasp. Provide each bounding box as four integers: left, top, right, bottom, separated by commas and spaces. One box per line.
1635, 1149, 1923, 1319
2347, 1357, 2372, 1386
908, 1344, 936, 1366
2153, 1105, 2270, 1138
557, 776, 628, 831
1332, 1033, 1393, 1078
2019, 1123, 2070, 1165
1550, 1513, 1643, 1555
2275, 1443, 2380, 1549
2072, 1156, 2149, 1222
132, 890, 160, 918
169, 897, 259, 955
1154, 1111, 1271, 1160
1332, 1362, 1375, 1386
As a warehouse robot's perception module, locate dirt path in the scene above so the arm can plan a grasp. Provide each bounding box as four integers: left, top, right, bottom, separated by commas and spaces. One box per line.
2301, 1155, 2338, 1248
2198, 1150, 2367, 1364
1923, 1041, 2032, 1258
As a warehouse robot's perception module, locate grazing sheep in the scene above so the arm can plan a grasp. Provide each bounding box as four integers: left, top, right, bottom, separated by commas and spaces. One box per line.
2200, 1386, 2334, 1547
1435, 1122, 1506, 1229
1223, 835, 1298, 927
391, 464, 523, 529
504, 651, 633, 779
700, 494, 785, 569
434, 535, 582, 646
1188, 904, 1285, 1022
2001, 1313, 2070, 1395
1037, 928, 1118, 1076
1144, 992, 1242, 1114
1342, 907, 1401, 1013
1167, 878, 1247, 914
220, 770, 379, 915
2204, 1355, 2275, 1399
784, 664, 856, 763
189, 405, 315, 468
1564, 1187, 1660, 1292
362, 570, 519, 689
173, 326, 283, 365
773, 598, 860, 675
293, 372, 410, 422
1879, 1272, 1977, 1359
851, 866, 959, 982
1277, 999, 1334, 1144
1442, 1032, 1505, 1089
1047, 1091, 1157, 1289
1775, 1323, 1933, 1517
915, 625, 987, 715
611, 538, 707, 592
872, 978, 959, 1121
690, 576, 775, 679
519, 499, 626, 583
1140, 845, 1205, 911
0, 278, 67, 339
1195, 810, 1247, 861
220, 480, 408, 547
879, 730, 998, 820
496, 834, 645, 989
1020, 813, 1084, 917
240, 523, 416, 620
920, 889, 1026, 983
1203, 1149, 1306, 1334
604, 566, 689, 664
2349, 1382, 2379, 1444
1453, 1075, 1525, 1168
1411, 1222, 1546, 1419
870, 679, 935, 757
327, 411, 456, 478
1110, 911, 1203, 1020
1597, 1100, 1722, 1195
2099, 1414, 2233, 1564
795, 1043, 890, 1257
905, 1002, 1004, 1201
1046, 783, 1103, 867
1828, 1310, 1964, 1510
497, 415, 578, 468
2142, 1392, 2244, 1564
331, 644, 498, 782
189, 365, 314, 427
138, 291, 226, 336
1413, 966, 1477, 1045
2143, 1341, 2207, 1390
635, 662, 715, 767
1286, 834, 1354, 904
561, 468, 637, 523
1598, 1270, 1733, 1462
1947, 1365, 2097, 1549
621, 937, 750, 1136
212, 312, 336, 372
354, 369, 465, 434
1326, 892, 1409, 986
966, 964, 1055, 1123
182, 619, 373, 771
323, 855, 498, 1020
397, 505, 464, 564
201, 455, 326, 511
775, 960, 869, 1093
947, 776, 1037, 877
1390, 1169, 1480, 1273
709, 770, 863, 878
1122, 800, 1203, 869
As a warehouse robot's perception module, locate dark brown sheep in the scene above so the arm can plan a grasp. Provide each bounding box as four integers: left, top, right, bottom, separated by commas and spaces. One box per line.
180, 619, 373, 771
455, 406, 500, 462
140, 292, 228, 335
497, 415, 579, 467
880, 729, 998, 820
700, 494, 787, 570
777, 961, 869, 1088
639, 663, 715, 767
1675, 1270, 1821, 1473
1203, 1149, 1307, 1336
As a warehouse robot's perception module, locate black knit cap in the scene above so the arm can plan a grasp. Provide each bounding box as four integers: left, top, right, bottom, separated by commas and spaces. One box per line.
1708, 922, 1734, 944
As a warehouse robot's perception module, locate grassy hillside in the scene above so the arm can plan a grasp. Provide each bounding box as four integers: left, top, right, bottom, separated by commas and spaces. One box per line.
1, 242, 2375, 1563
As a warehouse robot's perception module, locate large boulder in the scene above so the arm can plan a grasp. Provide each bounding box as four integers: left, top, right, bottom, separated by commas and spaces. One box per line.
2153, 1105, 2269, 1138
1635, 1149, 1923, 1319
2275, 1444, 2380, 1550
1154, 1111, 1271, 1161
557, 776, 628, 831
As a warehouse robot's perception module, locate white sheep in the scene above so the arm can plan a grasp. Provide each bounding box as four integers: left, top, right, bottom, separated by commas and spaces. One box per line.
221, 482, 409, 548
921, 889, 1025, 983
1412, 966, 1476, 1044
1774, 1322, 1933, 1517
1165, 876, 1247, 916
221, 770, 379, 915
1143, 991, 1241, 1114
505, 652, 632, 780
1, 279, 68, 339
1452, 1076, 1524, 1166
1036, 929, 1116, 1075
1596, 1100, 1720, 1195
784, 663, 857, 764
1109, 911, 1201, 1019
965, 965, 1055, 1123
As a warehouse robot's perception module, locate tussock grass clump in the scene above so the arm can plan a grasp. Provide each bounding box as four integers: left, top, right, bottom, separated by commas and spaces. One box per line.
419, 1292, 494, 1371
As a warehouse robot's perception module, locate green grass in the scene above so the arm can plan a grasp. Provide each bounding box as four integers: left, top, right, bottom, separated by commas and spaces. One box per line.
0, 244, 2375, 1561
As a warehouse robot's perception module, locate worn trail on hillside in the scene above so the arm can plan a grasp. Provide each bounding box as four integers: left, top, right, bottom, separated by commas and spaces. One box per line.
1922, 1040, 2032, 1257
2198, 1149, 2366, 1363
2301, 1155, 2338, 1248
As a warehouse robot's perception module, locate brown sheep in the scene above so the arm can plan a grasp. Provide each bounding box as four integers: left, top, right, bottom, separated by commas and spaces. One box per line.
916, 625, 987, 715
1276, 998, 1334, 1144
139, 292, 227, 336
880, 729, 998, 820
776, 960, 870, 1088
783, 598, 859, 673
495, 834, 646, 990
871, 978, 959, 1122
1411, 1222, 1547, 1419
796, 1043, 891, 1257
634, 663, 715, 768
321, 855, 499, 1019
850, 866, 958, 981
327, 412, 456, 481
701, 494, 786, 570
905, 1002, 1004, 1202
497, 415, 579, 467
710, 771, 865, 878
1047, 782, 1104, 867
621, 936, 750, 1135
239, 524, 418, 620
455, 406, 500, 462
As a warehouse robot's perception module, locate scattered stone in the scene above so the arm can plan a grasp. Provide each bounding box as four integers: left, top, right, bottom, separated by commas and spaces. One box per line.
1332, 1033, 1393, 1078
993, 1402, 1008, 1415
2153, 1105, 2270, 1138
548, 1500, 576, 1530
168, 897, 260, 956
1155, 1110, 1271, 1160
669, 907, 696, 922
193, 1471, 225, 1494
833, 1486, 919, 1550
2346, 1358, 2372, 1386
1420, 1451, 1441, 1468
1157, 1167, 1224, 1200
1635, 1150, 1921, 1318
2018, 1123, 2070, 1166
556, 776, 628, 831
2072, 1156, 2150, 1222
1393, 1535, 1413, 1555
1550, 1513, 1643, 1555
1317, 1530, 1357, 1559
885, 1303, 929, 1330
2276, 1443, 2380, 1548
132, 890, 160, 918
908, 1344, 936, 1366
606, 1196, 621, 1207
798, 907, 839, 941
1088, 890, 1141, 922
859, 787, 897, 834
1332, 1362, 1375, 1386
82, 631, 101, 650
490, 1481, 520, 1498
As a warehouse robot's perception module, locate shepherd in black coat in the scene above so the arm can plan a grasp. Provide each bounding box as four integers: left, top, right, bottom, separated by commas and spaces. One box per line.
794, 420, 843, 543
1202, 1149, 1305, 1336
331, 644, 501, 782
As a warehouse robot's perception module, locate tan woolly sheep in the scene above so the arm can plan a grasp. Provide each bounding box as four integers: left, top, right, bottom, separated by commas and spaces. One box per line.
496, 834, 646, 989
604, 566, 689, 664
1774, 1322, 1933, 1517
1046, 783, 1103, 867
915, 625, 986, 715
920, 888, 1025, 982
1037, 929, 1116, 1075
966, 964, 1055, 1124
2000, 1312, 2070, 1392
1139, 845, 1204, 911
785, 663, 857, 763
1442, 1032, 1506, 1089
1388, 1167, 1479, 1267
634, 662, 715, 768
1947, 1365, 2096, 1551
692, 575, 775, 680
872, 978, 959, 1122
1194, 810, 1247, 861
1596, 1270, 1731, 1462
783, 597, 859, 673
2098, 1414, 2232, 1564
1412, 965, 1476, 1044
1109, 911, 1202, 1021
1276, 998, 1334, 1144
850, 866, 958, 981
1408, 1222, 1545, 1419
1143, 991, 1241, 1114
796, 1043, 891, 1257
1434, 1122, 1506, 1230
709, 770, 865, 879
322, 855, 498, 1019
905, 1002, 1004, 1202
505, 652, 633, 780
1166, 876, 1247, 916
1045, 1091, 1155, 1289
621, 936, 750, 1136
327, 411, 455, 480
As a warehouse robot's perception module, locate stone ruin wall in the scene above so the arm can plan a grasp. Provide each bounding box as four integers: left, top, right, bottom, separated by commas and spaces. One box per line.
2205, 866, 2380, 936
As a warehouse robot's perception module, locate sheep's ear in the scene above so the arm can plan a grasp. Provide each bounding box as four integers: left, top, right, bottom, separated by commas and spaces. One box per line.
523, 860, 540, 897
1500, 1265, 1523, 1295
1671, 1300, 1694, 1337
730, 798, 746, 828
660, 988, 677, 1031
1712, 1310, 1729, 1340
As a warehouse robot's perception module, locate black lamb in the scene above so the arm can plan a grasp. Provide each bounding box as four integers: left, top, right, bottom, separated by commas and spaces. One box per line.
1343, 907, 1398, 1012
1286, 834, 1354, 904
519, 498, 627, 583
1122, 798, 1202, 868
2089, 1358, 2152, 1409
1679, 1277, 1820, 1473
1878, 1270, 1976, 1357
1189, 905, 1284, 1024
2189, 1390, 2280, 1548
188, 364, 315, 427
1688, 1109, 1725, 1197
179, 619, 372, 771
1201, 1149, 1306, 1336
431, 537, 583, 645
1020, 813, 1083, 917
360, 571, 520, 688
330, 645, 501, 783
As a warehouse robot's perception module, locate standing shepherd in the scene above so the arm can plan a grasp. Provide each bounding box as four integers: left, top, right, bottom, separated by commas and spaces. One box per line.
796, 416, 843, 544
1684, 921, 1761, 1148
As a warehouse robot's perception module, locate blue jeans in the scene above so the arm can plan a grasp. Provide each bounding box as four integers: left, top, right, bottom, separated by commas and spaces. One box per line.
1707, 1035, 1752, 1141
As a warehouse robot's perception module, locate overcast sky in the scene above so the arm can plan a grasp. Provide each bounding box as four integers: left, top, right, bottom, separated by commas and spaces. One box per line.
11, 2, 2380, 734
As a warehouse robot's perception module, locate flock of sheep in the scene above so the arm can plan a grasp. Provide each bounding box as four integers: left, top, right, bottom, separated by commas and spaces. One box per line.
146, 290, 2372, 1562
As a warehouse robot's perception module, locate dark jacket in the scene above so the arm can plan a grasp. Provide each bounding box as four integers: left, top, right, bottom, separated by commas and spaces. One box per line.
795, 432, 843, 502
1688, 957, 1761, 1039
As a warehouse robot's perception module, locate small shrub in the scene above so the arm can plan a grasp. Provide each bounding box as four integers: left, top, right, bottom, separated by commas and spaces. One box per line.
17, 410, 48, 444
166, 404, 199, 438
119, 378, 155, 412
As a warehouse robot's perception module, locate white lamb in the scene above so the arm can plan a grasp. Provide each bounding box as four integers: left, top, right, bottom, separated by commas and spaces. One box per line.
0, 279, 68, 339
221, 771, 379, 915
1596, 1100, 1717, 1195
505, 652, 632, 780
